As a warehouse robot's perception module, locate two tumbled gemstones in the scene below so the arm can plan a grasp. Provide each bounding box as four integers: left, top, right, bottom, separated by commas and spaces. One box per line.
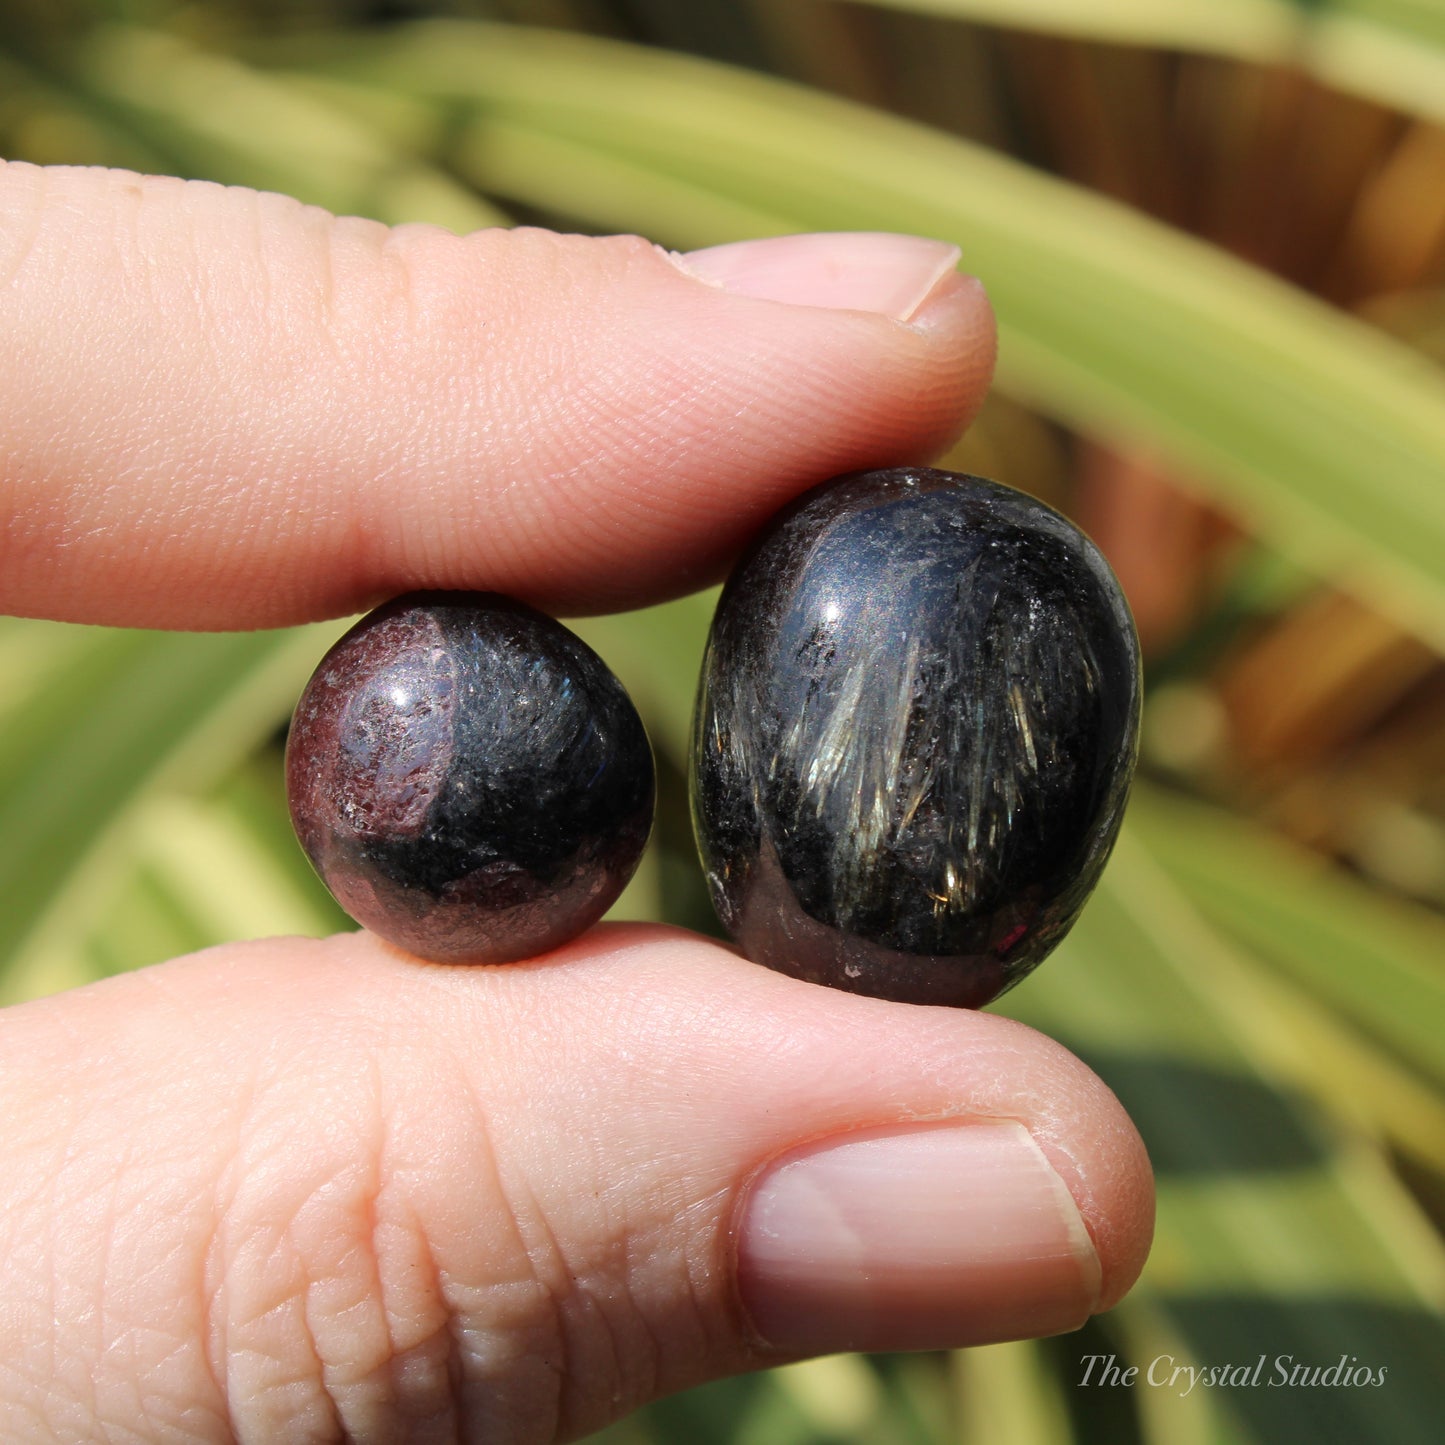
287, 468, 1140, 1006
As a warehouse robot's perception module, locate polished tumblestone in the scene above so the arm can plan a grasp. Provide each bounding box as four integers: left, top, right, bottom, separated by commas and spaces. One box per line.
691, 468, 1141, 1008
288, 592, 654, 963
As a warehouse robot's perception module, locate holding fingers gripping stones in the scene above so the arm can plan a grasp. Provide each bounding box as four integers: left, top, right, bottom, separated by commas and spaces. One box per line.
690, 468, 1141, 1008
287, 592, 654, 963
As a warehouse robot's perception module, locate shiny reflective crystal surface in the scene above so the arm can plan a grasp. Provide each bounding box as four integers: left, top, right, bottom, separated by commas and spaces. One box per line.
691, 468, 1140, 1007
288, 592, 654, 963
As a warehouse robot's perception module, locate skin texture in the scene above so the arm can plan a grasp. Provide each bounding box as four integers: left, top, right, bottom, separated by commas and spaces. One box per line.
1, 933, 1150, 1443
0, 166, 986, 627
0, 161, 1153, 1444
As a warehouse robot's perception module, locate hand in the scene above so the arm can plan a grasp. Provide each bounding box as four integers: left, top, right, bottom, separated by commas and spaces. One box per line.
0, 161, 1153, 1443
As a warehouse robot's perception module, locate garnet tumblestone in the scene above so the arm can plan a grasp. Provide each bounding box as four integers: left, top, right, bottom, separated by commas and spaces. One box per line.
691, 468, 1141, 1008
287, 592, 654, 963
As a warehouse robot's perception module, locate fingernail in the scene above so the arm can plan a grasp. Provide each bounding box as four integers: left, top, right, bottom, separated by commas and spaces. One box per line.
672, 232, 961, 323
737, 1122, 1101, 1355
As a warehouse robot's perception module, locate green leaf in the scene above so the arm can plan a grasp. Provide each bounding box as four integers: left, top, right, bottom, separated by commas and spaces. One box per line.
452, 114, 785, 250
951, 1340, 1076, 1445
59, 785, 347, 992
852, 0, 1311, 55
999, 833, 1445, 1442
569, 591, 717, 771
601, 828, 665, 924
0, 44, 166, 172
0, 618, 342, 1003
1008, 832, 1445, 1300
135, 792, 342, 946
1129, 784, 1445, 1091
851, 0, 1445, 129
769, 1356, 886, 1439
1102, 1295, 1245, 1445
64, 24, 509, 228
281, 21, 1445, 652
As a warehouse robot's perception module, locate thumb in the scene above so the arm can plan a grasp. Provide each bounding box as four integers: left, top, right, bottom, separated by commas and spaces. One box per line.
0, 929, 1151, 1443
0, 162, 993, 629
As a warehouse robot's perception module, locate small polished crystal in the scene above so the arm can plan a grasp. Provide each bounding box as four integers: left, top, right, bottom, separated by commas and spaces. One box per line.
691, 468, 1141, 1008
287, 592, 654, 963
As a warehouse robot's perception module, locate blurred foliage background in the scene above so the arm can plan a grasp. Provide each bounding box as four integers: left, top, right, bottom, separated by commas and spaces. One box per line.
2, 1, 1445, 1441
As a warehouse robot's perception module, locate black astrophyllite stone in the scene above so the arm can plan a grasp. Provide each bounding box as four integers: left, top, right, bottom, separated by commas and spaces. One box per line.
691, 468, 1141, 1008
287, 592, 654, 963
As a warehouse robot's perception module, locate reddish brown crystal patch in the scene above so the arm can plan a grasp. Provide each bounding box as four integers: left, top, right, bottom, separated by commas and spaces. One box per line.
290, 609, 454, 853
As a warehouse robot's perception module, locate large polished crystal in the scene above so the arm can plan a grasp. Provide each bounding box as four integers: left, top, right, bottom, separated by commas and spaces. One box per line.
288, 592, 654, 963
691, 468, 1141, 1007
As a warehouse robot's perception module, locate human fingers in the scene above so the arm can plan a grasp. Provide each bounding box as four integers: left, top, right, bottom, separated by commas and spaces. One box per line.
0, 927, 1150, 1443
0, 162, 993, 628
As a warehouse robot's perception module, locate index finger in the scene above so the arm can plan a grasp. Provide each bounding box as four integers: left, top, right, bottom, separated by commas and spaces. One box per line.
0, 163, 995, 629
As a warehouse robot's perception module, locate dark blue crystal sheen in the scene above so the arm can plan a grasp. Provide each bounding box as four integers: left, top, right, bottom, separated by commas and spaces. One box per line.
288, 592, 654, 963
690, 468, 1141, 1007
